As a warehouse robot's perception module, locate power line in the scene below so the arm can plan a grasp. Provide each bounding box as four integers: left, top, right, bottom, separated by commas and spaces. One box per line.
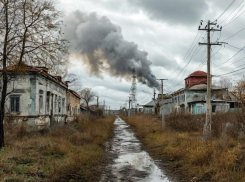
214, 54, 245, 71
222, 25, 245, 41
219, 0, 244, 25
214, 44, 245, 68
225, 0, 245, 25
168, 31, 202, 78
171, 47, 204, 90
171, 45, 203, 86
216, 66, 245, 76
216, 0, 237, 21
224, 8, 245, 26
227, 43, 245, 51
195, 47, 207, 71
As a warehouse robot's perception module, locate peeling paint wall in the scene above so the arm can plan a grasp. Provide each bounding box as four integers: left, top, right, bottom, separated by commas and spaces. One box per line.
66, 91, 80, 122
3, 72, 68, 129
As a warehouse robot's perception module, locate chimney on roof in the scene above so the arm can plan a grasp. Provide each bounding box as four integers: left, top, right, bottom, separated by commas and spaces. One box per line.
65, 81, 70, 87
37, 67, 49, 73
55, 76, 62, 82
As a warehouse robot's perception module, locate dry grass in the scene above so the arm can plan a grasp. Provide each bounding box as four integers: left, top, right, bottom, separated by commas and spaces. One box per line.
125, 113, 245, 182
0, 115, 115, 182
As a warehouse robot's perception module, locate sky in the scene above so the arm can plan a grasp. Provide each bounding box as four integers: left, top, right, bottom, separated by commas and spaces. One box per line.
56, 0, 245, 109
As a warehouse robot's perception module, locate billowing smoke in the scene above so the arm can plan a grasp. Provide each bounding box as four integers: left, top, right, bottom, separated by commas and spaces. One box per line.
63, 11, 159, 88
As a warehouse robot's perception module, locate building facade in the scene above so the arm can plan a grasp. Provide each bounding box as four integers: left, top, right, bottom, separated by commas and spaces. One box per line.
0, 65, 80, 130
66, 89, 81, 122
161, 71, 240, 116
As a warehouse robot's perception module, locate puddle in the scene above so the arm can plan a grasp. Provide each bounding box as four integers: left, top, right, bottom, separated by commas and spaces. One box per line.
101, 117, 170, 182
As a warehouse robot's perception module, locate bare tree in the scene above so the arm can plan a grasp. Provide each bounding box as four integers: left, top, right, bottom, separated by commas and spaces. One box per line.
79, 88, 97, 108
233, 80, 245, 106
0, 0, 68, 148
219, 77, 233, 91
64, 73, 82, 92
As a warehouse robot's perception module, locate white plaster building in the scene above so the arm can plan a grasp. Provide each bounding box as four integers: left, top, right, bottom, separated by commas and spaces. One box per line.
0, 65, 69, 130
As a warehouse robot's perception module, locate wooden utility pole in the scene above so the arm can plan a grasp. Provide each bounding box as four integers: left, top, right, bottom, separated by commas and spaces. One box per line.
153, 88, 156, 100
198, 20, 223, 140
156, 79, 168, 127
96, 96, 99, 108
103, 100, 106, 116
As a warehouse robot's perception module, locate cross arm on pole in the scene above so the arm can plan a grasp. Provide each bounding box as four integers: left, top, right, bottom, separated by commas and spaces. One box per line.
199, 42, 223, 46
198, 28, 221, 32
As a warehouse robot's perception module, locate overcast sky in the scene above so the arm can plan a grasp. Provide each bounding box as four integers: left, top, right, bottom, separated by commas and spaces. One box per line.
56, 0, 245, 109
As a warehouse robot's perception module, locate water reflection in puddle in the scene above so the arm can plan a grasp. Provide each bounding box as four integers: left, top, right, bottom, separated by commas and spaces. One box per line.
102, 117, 170, 182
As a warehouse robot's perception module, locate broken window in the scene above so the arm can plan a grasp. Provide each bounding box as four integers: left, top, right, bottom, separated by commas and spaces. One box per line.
62, 99, 65, 114
212, 105, 216, 113
46, 92, 50, 114
10, 96, 20, 113
58, 96, 61, 113
54, 95, 57, 114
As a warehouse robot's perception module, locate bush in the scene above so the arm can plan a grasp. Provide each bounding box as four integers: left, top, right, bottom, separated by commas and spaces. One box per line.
165, 112, 243, 139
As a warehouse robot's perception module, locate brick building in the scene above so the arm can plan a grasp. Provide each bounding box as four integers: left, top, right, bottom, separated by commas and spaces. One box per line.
185, 71, 208, 89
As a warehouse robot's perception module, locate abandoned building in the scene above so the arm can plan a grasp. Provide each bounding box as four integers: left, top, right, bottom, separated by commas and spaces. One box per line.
161, 71, 240, 116
66, 89, 81, 122
0, 65, 81, 129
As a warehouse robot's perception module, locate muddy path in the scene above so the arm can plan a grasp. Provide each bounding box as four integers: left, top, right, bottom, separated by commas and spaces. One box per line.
100, 117, 170, 182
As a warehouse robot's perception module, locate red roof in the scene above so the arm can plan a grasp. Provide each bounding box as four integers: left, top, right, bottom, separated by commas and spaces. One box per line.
189, 71, 207, 77
69, 89, 81, 99
4, 64, 67, 88
185, 71, 207, 80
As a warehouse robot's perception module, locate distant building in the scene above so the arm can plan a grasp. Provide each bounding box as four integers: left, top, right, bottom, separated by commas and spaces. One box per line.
143, 100, 156, 114
161, 71, 240, 116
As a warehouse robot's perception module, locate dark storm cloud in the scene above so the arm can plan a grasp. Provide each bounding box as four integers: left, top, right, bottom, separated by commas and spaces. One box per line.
129, 0, 208, 25
63, 11, 159, 88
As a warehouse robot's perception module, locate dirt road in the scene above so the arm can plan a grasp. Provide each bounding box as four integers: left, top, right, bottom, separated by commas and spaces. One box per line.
100, 117, 170, 182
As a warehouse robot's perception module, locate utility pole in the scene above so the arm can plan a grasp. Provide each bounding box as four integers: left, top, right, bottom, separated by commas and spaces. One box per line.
96, 96, 99, 108
156, 79, 168, 127
103, 100, 105, 116
153, 88, 157, 114
128, 96, 132, 117
153, 88, 156, 100
198, 20, 223, 140
109, 106, 110, 115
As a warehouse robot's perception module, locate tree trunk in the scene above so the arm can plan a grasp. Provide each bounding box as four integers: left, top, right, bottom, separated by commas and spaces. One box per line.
0, 72, 8, 148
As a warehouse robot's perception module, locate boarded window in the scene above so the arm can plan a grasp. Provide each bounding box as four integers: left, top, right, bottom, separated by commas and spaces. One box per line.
10, 96, 20, 113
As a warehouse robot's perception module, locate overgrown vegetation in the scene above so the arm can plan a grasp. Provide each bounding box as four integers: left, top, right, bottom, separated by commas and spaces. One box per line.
126, 113, 245, 182
0, 115, 114, 182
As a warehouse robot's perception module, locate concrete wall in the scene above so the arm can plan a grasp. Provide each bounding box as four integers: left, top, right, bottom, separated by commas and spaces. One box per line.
144, 106, 154, 114
185, 76, 207, 89
3, 73, 67, 129
162, 88, 234, 116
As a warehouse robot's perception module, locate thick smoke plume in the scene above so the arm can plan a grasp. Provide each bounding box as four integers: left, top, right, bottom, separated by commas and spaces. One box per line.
64, 11, 159, 88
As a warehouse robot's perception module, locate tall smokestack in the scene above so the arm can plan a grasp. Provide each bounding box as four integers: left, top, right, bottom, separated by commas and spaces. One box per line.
63, 11, 159, 88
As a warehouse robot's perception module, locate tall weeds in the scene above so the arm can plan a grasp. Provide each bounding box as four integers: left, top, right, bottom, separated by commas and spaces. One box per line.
0, 115, 115, 182
126, 113, 245, 182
